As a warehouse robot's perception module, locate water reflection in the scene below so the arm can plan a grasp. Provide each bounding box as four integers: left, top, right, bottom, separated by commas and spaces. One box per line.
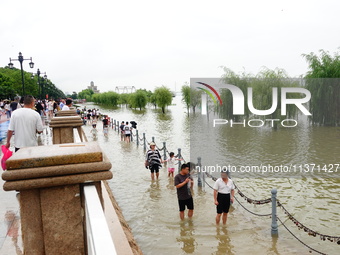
177, 220, 196, 254
131, 109, 147, 115
146, 181, 161, 201
4, 210, 22, 255
214, 226, 234, 255
166, 176, 175, 191
267, 236, 279, 255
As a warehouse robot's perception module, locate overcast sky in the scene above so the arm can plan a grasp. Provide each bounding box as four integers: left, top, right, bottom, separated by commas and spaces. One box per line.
1, 0, 339, 94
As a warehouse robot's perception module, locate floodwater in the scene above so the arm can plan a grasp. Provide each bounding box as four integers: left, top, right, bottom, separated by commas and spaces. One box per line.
82, 96, 339, 255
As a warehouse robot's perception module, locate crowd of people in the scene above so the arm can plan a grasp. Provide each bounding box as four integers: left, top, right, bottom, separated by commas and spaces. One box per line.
1, 96, 235, 224
1, 95, 78, 151
0, 97, 75, 121
143, 142, 235, 223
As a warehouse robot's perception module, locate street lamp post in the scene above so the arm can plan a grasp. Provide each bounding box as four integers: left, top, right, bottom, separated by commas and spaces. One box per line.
8, 52, 34, 96
31, 69, 47, 100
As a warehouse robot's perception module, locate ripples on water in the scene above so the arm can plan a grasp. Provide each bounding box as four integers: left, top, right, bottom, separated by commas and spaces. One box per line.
82, 97, 339, 255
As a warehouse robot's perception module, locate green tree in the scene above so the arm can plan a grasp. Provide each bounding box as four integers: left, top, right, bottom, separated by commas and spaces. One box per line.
219, 67, 251, 120
251, 67, 300, 128
219, 67, 301, 128
92, 91, 120, 107
68, 91, 78, 99
78, 89, 94, 101
118, 93, 130, 106
0, 67, 38, 98
44, 80, 66, 100
190, 88, 202, 114
129, 89, 148, 110
0, 73, 15, 99
0, 67, 66, 99
181, 83, 190, 113
149, 93, 157, 109
302, 49, 340, 126
154, 86, 172, 113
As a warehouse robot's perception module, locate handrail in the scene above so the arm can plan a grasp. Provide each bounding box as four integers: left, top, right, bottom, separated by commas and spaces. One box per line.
84, 184, 117, 255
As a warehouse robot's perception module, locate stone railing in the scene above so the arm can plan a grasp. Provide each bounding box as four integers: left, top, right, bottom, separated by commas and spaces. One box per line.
1, 111, 119, 255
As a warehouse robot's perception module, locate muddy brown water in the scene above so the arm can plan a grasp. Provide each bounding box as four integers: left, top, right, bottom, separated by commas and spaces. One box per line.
82, 96, 339, 255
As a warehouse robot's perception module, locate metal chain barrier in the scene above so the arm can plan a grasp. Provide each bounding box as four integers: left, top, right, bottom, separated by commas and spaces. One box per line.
277, 201, 340, 245
203, 170, 339, 254
277, 217, 327, 255
234, 195, 272, 217
155, 144, 165, 151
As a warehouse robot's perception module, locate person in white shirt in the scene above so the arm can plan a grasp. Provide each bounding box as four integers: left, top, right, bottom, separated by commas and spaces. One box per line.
47, 100, 54, 118
213, 171, 235, 224
6, 95, 43, 152
164, 152, 183, 177
4, 101, 11, 118
61, 99, 73, 111
123, 121, 131, 143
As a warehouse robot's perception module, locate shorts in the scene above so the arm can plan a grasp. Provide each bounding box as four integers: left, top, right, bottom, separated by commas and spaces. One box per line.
216, 193, 231, 214
150, 164, 160, 173
168, 168, 175, 173
178, 197, 194, 211
125, 134, 131, 137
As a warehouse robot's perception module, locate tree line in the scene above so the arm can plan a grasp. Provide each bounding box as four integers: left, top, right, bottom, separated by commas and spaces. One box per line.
1, 49, 338, 125
181, 49, 340, 126
0, 67, 65, 100
78, 86, 173, 114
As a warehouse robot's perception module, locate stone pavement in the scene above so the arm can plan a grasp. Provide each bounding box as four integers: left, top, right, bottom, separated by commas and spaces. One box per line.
0, 116, 67, 255
0, 118, 23, 254
0, 176, 22, 255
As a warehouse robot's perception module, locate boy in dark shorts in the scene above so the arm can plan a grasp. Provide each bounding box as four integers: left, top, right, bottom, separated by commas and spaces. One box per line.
213, 171, 235, 224
174, 164, 194, 220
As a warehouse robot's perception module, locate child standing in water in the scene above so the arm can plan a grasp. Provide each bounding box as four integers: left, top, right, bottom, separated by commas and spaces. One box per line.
165, 152, 182, 178
90, 124, 98, 139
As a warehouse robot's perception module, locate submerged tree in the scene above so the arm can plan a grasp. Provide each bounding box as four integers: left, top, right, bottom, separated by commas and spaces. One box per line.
251, 67, 300, 126
219, 67, 302, 128
190, 88, 202, 114
92, 91, 120, 107
154, 86, 172, 113
219, 67, 251, 121
129, 89, 148, 110
181, 82, 202, 114
302, 49, 340, 126
181, 83, 190, 113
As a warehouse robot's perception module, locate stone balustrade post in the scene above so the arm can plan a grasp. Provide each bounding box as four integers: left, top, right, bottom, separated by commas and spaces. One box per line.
49, 114, 84, 144
2, 142, 112, 255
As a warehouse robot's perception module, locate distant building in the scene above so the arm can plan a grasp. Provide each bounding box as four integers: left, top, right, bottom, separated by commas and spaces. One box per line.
87, 81, 100, 93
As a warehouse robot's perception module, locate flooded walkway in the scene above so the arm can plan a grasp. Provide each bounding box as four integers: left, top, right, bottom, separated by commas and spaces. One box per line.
1, 101, 339, 255
0, 117, 50, 255
80, 99, 339, 255
0, 177, 22, 255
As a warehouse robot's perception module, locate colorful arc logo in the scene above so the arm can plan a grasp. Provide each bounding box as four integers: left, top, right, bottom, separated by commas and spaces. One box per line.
196, 82, 223, 105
